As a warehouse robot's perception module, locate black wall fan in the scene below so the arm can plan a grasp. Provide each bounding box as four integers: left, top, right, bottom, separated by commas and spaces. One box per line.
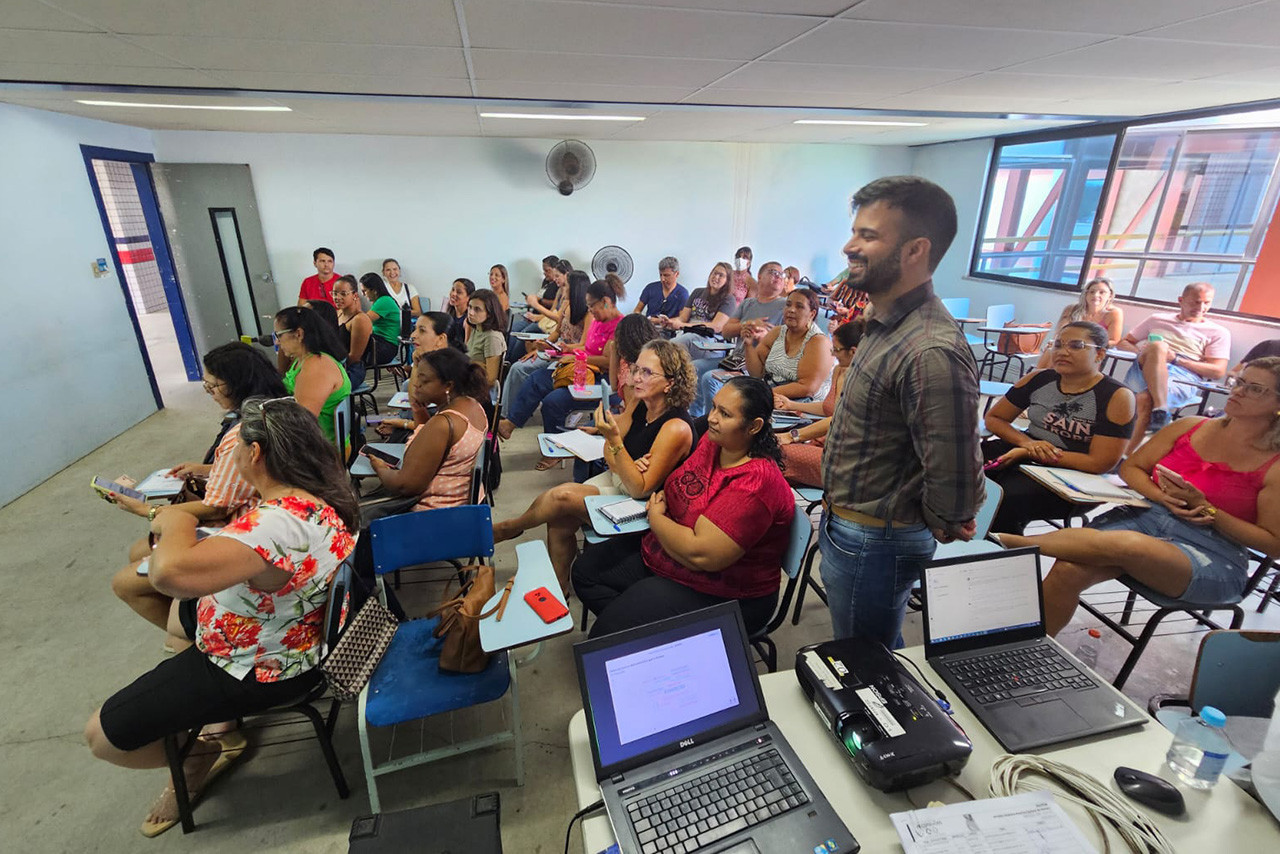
547, 140, 596, 196
592, 245, 634, 284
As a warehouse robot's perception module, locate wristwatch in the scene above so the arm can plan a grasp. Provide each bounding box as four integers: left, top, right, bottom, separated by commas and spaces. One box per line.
789, 428, 802, 443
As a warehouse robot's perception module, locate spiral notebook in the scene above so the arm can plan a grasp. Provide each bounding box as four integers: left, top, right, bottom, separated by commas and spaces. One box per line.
599, 498, 647, 526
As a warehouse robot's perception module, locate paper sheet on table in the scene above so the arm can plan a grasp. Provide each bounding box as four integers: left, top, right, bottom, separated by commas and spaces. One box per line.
135, 469, 186, 497
1020, 465, 1149, 506
890, 791, 1097, 854
545, 430, 606, 461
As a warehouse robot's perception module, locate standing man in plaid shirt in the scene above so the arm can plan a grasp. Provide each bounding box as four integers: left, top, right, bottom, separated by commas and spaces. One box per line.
820, 176, 985, 647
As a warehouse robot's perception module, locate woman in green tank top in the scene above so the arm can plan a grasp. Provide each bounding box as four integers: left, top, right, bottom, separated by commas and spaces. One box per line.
273, 306, 351, 442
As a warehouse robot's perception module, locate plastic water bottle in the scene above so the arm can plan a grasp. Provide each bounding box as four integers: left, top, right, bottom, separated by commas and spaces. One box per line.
573, 350, 588, 392
1166, 705, 1231, 789
1075, 628, 1102, 670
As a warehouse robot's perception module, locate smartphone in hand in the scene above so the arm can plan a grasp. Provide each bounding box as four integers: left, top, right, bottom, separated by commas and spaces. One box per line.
361, 446, 402, 469
1155, 464, 1189, 490
91, 476, 147, 503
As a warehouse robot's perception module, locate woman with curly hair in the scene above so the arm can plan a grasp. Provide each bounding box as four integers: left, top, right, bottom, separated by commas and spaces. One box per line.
494, 339, 697, 588
573, 376, 794, 637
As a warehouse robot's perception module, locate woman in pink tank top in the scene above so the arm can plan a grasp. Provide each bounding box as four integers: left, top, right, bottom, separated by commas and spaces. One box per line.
997, 358, 1280, 636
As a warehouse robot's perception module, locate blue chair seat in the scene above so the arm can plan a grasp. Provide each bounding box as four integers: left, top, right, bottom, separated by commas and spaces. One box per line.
351, 382, 373, 395
365, 617, 511, 728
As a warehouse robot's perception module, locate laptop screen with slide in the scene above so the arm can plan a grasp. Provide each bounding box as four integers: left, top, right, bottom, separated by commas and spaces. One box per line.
923, 548, 1047, 656
575, 603, 767, 779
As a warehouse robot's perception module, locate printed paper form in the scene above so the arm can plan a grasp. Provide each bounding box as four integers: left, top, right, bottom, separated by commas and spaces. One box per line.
891, 791, 1097, 854
545, 430, 607, 461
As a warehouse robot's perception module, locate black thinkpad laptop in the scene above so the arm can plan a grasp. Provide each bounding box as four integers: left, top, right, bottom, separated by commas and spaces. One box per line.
922, 547, 1145, 752
574, 602, 858, 854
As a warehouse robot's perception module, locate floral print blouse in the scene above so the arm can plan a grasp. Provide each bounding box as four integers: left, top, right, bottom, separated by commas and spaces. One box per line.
196, 496, 355, 683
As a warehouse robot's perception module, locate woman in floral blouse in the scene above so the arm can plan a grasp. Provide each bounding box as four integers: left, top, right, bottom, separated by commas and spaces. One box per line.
85, 397, 359, 837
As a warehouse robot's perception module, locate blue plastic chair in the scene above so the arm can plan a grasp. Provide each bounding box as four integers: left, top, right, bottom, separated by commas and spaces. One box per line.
933, 478, 1003, 561
750, 504, 817, 672
357, 505, 523, 812
940, 297, 982, 347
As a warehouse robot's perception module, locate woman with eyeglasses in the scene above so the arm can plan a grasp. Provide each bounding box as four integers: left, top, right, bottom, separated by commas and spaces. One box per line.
105, 343, 287, 651
1036, 277, 1124, 368
984, 321, 1136, 534
776, 320, 866, 488
332, 275, 372, 388
273, 305, 351, 443
997, 356, 1280, 636
85, 397, 358, 837
494, 340, 697, 589
572, 376, 794, 638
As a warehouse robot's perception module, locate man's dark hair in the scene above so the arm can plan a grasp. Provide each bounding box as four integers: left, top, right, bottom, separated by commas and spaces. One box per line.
313, 247, 334, 262
851, 176, 957, 272
542, 255, 560, 267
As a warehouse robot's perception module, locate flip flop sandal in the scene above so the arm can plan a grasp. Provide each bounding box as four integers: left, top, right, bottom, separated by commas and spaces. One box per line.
139, 731, 249, 837
534, 457, 562, 472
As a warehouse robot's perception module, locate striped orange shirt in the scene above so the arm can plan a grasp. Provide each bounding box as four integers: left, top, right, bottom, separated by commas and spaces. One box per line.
204, 422, 258, 519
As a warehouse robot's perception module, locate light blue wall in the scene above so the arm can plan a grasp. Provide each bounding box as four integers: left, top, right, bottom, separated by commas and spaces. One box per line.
910, 137, 1280, 362
0, 104, 157, 508
151, 131, 911, 310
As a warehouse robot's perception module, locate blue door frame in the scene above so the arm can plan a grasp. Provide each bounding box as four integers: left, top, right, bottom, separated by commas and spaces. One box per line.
79, 145, 202, 409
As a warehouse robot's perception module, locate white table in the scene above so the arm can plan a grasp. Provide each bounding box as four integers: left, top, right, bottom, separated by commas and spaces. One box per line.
513, 331, 549, 341
583, 494, 651, 537
977, 325, 1052, 335
569, 384, 603, 401
478, 541, 573, 653
570, 659, 1280, 853
349, 442, 406, 478
538, 433, 577, 458
388, 391, 411, 409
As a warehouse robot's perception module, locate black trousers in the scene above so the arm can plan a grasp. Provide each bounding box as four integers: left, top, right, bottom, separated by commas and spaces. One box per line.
983, 439, 1098, 534
572, 536, 777, 639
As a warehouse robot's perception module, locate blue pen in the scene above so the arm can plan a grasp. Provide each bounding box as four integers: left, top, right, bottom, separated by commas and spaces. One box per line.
1048, 469, 1084, 494
612, 522, 621, 532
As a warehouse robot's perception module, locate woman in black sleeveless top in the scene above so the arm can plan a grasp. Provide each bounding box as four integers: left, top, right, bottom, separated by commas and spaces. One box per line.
492, 340, 697, 590
984, 321, 1136, 533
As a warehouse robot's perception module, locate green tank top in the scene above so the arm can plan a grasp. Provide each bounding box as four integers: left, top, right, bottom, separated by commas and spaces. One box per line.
284, 353, 351, 442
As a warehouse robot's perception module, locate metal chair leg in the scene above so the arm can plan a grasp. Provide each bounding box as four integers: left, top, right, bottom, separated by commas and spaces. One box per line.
164, 731, 198, 834
292, 701, 350, 798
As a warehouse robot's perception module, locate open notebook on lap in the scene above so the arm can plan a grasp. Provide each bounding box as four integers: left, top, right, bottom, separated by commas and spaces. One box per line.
574, 602, 858, 854
922, 547, 1145, 753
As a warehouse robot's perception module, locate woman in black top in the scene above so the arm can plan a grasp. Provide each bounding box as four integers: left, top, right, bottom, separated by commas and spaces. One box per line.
984, 321, 1136, 533
492, 339, 697, 590
444, 277, 475, 352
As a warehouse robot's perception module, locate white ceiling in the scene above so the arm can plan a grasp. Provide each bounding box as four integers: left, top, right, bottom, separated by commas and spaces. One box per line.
1, 0, 1279, 145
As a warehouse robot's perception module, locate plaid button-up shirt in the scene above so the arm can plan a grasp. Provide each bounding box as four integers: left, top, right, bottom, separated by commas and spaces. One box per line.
822, 281, 984, 532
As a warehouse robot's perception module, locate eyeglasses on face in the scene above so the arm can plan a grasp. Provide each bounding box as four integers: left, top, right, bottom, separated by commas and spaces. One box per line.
1225, 375, 1280, 399
631, 366, 670, 382
271, 329, 299, 343
202, 379, 224, 394
1048, 338, 1100, 351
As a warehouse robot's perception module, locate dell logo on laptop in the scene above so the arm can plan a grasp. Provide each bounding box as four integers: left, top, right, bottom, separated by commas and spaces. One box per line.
679, 738, 695, 748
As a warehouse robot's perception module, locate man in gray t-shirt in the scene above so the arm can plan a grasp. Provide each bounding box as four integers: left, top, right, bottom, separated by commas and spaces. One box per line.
690, 261, 787, 415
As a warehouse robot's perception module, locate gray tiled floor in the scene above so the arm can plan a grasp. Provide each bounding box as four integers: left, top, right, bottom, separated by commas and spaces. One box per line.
3, 378, 1277, 852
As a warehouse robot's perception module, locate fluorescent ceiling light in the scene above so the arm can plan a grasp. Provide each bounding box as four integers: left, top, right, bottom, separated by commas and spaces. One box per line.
794, 119, 928, 127
480, 112, 644, 122
75, 100, 290, 112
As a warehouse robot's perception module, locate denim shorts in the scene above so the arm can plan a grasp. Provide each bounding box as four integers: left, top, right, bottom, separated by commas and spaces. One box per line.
1090, 504, 1249, 603
1124, 361, 1203, 409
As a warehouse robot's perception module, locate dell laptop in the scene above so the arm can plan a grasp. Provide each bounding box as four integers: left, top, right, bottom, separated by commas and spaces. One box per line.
921, 547, 1146, 753
574, 602, 858, 854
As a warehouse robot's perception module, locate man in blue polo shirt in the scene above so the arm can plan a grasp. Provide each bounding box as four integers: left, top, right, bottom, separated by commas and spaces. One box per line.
634, 256, 689, 319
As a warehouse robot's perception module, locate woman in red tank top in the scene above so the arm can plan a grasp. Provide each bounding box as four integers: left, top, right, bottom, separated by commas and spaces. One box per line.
997, 358, 1280, 636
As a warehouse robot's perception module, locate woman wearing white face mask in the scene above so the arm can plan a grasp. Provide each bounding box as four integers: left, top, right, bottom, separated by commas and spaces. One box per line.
730, 246, 756, 302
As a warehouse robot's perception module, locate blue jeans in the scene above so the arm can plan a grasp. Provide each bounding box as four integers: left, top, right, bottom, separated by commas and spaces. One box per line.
691, 358, 730, 417
817, 511, 936, 648
501, 358, 549, 419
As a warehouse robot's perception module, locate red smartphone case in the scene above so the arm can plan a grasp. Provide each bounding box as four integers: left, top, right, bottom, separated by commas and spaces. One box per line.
524, 587, 569, 623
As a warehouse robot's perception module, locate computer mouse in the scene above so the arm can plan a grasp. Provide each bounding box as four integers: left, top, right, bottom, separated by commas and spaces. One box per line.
1114, 766, 1186, 816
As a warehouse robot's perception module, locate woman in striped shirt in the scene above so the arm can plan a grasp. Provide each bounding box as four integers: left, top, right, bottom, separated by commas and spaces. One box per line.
105, 342, 286, 651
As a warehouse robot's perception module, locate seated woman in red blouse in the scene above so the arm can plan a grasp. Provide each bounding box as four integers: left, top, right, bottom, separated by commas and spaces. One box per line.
572, 376, 795, 637
84, 397, 359, 837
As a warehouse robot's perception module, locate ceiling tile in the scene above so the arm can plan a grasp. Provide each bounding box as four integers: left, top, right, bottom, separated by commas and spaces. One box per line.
913, 72, 1139, 100
577, 0, 851, 13
4, 0, 102, 31
1004, 37, 1280, 79
860, 92, 1089, 116
463, 0, 819, 61
784, 20, 1110, 71
470, 50, 740, 88
473, 80, 699, 102
0, 62, 225, 88
0, 29, 181, 67
712, 61, 964, 95
842, 0, 1263, 36
125, 36, 467, 77
694, 88, 910, 110
40, 0, 462, 46
211, 71, 475, 98
1142, 1, 1280, 45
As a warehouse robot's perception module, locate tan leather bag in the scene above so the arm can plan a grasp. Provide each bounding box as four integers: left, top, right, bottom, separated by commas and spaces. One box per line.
552, 359, 599, 390
997, 321, 1052, 355
429, 566, 513, 674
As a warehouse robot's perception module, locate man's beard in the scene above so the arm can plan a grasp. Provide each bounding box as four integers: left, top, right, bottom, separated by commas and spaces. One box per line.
847, 242, 905, 295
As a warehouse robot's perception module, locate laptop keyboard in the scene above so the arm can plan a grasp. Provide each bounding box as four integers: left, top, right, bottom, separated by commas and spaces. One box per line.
951, 644, 1094, 705
626, 748, 808, 854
